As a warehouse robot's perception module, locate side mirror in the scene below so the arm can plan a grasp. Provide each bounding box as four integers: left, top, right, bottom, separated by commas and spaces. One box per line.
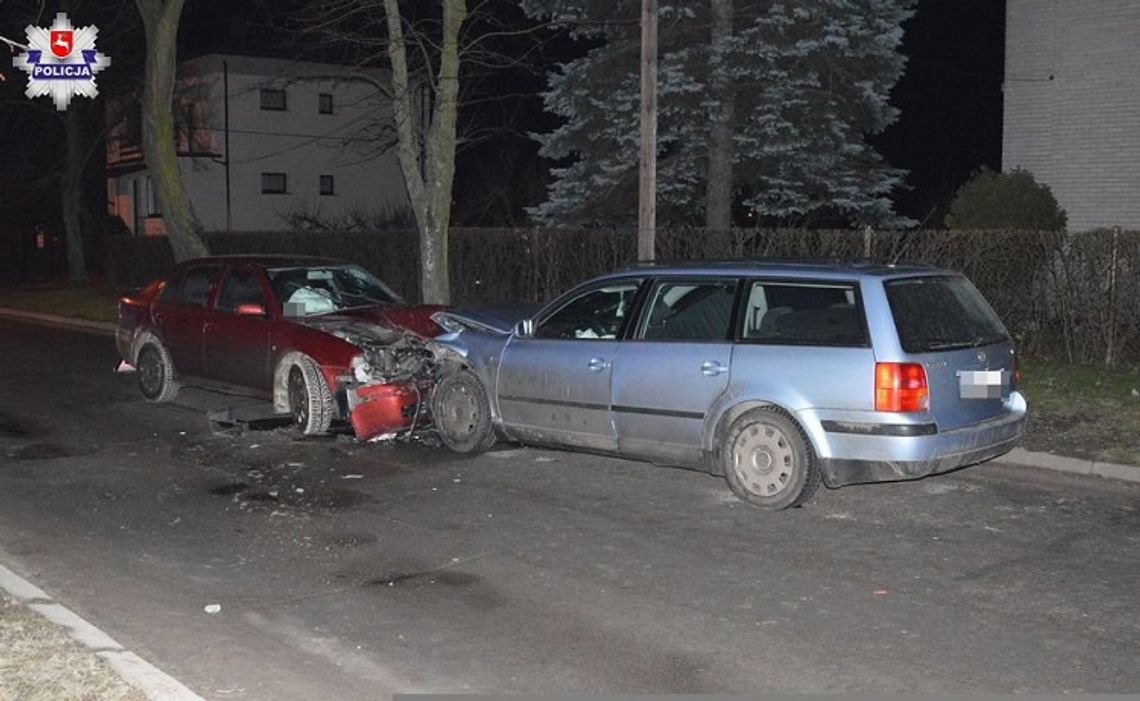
514, 319, 535, 338
236, 302, 267, 317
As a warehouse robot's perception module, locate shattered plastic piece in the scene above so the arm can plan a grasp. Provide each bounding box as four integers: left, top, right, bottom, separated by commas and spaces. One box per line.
204, 604, 221, 614
341, 474, 364, 480
873, 589, 889, 596
368, 432, 398, 443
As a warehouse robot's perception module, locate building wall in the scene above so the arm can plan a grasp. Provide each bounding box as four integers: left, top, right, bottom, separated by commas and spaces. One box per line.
107, 54, 410, 234
1003, 0, 1140, 231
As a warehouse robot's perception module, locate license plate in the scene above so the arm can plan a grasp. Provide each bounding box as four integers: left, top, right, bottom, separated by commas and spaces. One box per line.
958, 369, 1010, 399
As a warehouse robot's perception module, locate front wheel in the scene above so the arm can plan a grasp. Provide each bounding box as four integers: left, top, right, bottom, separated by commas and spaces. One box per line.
432, 369, 496, 453
287, 356, 334, 435
722, 408, 820, 509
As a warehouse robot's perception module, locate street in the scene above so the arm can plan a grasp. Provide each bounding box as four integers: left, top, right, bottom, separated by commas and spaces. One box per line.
0, 319, 1137, 698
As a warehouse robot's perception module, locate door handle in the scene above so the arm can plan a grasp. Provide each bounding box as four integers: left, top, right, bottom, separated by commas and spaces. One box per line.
701, 360, 728, 376
587, 357, 611, 372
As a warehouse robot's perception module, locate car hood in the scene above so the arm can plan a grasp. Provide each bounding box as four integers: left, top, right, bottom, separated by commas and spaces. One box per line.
294, 304, 446, 339
433, 302, 541, 335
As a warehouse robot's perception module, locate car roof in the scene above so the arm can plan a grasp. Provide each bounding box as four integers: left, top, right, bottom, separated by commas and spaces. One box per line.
179, 254, 344, 269
608, 258, 951, 281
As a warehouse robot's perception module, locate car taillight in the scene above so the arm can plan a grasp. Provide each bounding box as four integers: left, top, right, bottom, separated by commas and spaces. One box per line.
875, 362, 928, 412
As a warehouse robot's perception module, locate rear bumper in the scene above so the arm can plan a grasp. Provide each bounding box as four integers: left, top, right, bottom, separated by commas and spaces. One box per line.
813, 394, 1027, 488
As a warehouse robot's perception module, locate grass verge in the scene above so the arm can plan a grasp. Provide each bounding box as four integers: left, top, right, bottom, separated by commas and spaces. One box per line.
0, 593, 145, 701
0, 287, 119, 324
1020, 357, 1140, 465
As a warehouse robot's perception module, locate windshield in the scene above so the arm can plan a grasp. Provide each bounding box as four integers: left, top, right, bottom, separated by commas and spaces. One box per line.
885, 275, 1009, 353
268, 265, 404, 317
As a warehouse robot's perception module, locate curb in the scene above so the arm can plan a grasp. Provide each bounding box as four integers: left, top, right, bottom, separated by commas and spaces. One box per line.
0, 306, 116, 336
0, 562, 205, 701
996, 447, 1140, 485
3, 305, 1138, 487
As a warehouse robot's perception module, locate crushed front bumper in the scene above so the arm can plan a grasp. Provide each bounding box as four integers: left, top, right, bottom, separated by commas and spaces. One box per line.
345, 381, 426, 441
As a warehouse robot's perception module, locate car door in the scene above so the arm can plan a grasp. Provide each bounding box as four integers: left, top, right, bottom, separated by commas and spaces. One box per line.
611, 277, 738, 466
151, 264, 222, 378
203, 265, 275, 390
496, 278, 644, 452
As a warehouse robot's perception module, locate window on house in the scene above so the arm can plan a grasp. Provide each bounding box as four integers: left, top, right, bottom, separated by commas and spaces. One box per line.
318, 93, 333, 114
261, 172, 287, 194
144, 176, 160, 216
319, 175, 335, 196
259, 88, 287, 111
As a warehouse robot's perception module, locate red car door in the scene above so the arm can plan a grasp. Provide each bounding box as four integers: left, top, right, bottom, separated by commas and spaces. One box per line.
203, 265, 276, 390
151, 264, 223, 379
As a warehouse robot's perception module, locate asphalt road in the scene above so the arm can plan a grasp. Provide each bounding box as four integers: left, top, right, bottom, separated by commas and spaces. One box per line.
1, 319, 1138, 698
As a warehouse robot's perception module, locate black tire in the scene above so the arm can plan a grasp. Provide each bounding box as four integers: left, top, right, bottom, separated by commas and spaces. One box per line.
136, 342, 180, 403
432, 369, 496, 453
722, 408, 820, 509
287, 355, 334, 435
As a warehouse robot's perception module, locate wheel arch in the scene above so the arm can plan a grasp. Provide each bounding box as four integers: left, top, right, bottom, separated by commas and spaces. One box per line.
705, 399, 819, 475
272, 350, 311, 414
130, 330, 168, 369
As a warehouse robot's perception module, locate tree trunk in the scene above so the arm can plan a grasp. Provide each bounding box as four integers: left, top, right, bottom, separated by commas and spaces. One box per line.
136, 0, 209, 262
704, 0, 734, 231
62, 102, 87, 285
384, 0, 464, 305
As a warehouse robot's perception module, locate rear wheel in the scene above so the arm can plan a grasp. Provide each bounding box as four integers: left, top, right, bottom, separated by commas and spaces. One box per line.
722, 408, 819, 509
136, 342, 179, 403
287, 356, 334, 435
432, 369, 496, 453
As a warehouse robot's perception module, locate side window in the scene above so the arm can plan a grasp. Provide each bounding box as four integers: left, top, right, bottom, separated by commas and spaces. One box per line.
157, 271, 186, 303
166, 265, 221, 308
535, 281, 642, 340
741, 281, 866, 347
215, 268, 267, 314
637, 279, 737, 341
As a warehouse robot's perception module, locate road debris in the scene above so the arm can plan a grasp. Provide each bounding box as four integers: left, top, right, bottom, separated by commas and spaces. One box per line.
203, 604, 221, 614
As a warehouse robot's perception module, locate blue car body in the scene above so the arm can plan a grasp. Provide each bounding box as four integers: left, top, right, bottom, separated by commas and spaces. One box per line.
433, 261, 1027, 494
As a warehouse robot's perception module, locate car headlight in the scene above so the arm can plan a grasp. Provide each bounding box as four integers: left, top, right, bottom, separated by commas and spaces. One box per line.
351, 354, 373, 383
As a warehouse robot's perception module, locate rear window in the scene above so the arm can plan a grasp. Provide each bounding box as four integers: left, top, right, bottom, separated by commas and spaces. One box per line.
885, 275, 1009, 353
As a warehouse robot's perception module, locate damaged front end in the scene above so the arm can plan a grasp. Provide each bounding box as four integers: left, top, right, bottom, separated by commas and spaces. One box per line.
326, 322, 442, 441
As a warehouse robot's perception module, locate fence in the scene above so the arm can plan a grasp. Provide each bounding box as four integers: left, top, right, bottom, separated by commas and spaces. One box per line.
105, 227, 1138, 365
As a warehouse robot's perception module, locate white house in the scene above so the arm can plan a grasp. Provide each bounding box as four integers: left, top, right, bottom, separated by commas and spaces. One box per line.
107, 54, 411, 235
1003, 0, 1140, 231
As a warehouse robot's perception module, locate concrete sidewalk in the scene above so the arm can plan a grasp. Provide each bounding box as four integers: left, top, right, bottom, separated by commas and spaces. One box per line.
1, 304, 1137, 488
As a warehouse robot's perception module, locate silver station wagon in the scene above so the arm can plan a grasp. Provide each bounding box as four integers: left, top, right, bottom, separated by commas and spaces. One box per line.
430, 262, 1027, 509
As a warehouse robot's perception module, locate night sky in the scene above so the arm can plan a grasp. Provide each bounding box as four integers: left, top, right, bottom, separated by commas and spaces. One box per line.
0, 0, 1007, 240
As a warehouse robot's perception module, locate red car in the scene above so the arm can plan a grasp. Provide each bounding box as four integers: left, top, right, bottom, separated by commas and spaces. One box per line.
116, 255, 443, 440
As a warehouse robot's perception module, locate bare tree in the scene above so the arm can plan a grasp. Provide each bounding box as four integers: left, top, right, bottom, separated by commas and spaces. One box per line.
135, 0, 209, 262
384, 0, 465, 304
293, 0, 557, 303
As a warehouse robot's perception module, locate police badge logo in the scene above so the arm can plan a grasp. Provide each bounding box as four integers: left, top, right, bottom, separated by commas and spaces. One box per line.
12, 13, 111, 110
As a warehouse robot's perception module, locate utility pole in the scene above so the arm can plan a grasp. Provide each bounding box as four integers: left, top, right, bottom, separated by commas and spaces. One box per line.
637, 0, 657, 261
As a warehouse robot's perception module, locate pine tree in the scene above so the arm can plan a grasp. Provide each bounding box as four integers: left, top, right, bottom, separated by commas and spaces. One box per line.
521, 0, 915, 228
